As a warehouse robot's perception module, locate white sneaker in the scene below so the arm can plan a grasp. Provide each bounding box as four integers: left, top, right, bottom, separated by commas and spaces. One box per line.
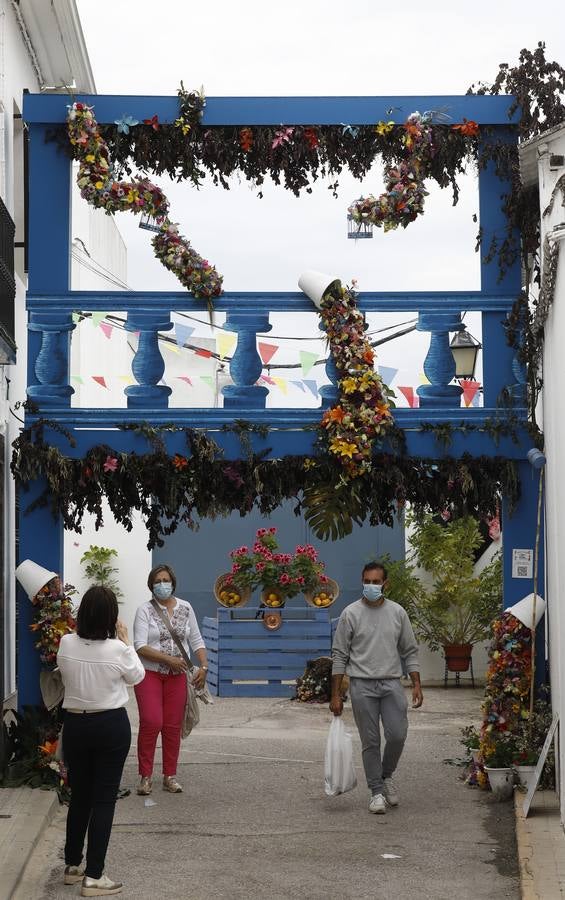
81, 874, 123, 896
368, 793, 386, 814
383, 776, 399, 807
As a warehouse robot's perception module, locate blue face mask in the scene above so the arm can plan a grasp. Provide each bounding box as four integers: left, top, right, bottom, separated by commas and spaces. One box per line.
153, 581, 173, 601
363, 584, 383, 602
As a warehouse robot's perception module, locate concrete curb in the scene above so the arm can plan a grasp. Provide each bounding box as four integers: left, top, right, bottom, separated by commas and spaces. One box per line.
514, 790, 536, 900
514, 788, 564, 900
0, 787, 59, 899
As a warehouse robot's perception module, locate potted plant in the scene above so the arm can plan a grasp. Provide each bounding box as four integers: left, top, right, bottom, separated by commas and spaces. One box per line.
386, 515, 502, 671
290, 545, 338, 608
483, 732, 517, 800
460, 725, 481, 764
80, 545, 123, 601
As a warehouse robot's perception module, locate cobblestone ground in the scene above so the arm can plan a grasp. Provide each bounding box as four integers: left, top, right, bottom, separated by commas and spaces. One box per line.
16, 688, 519, 900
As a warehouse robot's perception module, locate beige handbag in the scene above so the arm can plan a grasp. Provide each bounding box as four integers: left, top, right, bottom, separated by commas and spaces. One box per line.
150, 600, 212, 738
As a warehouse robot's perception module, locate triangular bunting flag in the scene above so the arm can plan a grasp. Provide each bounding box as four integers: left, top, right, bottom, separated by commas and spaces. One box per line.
460, 380, 481, 408
195, 348, 212, 359
303, 379, 319, 398
92, 376, 108, 389
398, 386, 415, 407
299, 351, 318, 377
177, 376, 193, 386
418, 372, 430, 385
200, 376, 214, 389
70, 375, 84, 384
258, 342, 279, 365
261, 374, 276, 386
174, 323, 195, 347
291, 380, 306, 392
217, 332, 237, 360
272, 377, 288, 395
99, 322, 113, 340
118, 374, 135, 384
163, 342, 180, 354
90, 312, 108, 328
378, 366, 398, 386
472, 391, 481, 408
72, 312, 83, 325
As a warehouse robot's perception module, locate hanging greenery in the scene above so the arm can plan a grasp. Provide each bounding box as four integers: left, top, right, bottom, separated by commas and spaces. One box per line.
11, 419, 519, 549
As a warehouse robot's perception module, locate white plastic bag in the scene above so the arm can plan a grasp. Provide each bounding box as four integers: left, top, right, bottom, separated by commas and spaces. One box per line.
324, 717, 357, 796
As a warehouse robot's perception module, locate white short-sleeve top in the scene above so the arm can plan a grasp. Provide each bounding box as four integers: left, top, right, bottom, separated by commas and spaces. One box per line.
57, 634, 146, 710
133, 598, 206, 673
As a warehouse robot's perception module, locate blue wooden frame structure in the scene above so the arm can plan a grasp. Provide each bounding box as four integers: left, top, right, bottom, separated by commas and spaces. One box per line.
18, 92, 543, 704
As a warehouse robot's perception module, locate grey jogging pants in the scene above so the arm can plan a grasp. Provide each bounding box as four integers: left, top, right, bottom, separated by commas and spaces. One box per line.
349, 677, 409, 795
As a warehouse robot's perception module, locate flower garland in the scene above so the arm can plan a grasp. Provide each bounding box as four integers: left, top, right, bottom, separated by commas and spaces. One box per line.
67, 99, 223, 300
348, 113, 479, 233
30, 577, 77, 668
319, 281, 394, 476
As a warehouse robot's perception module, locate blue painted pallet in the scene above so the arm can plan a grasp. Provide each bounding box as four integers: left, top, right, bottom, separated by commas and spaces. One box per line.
203, 608, 332, 697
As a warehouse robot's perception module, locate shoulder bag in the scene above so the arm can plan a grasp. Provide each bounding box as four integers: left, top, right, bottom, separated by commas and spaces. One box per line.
150, 599, 213, 738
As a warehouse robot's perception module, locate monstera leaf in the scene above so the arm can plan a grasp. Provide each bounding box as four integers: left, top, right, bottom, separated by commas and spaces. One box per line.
303, 480, 366, 540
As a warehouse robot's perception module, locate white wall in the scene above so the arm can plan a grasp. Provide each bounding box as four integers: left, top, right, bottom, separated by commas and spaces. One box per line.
535, 129, 565, 824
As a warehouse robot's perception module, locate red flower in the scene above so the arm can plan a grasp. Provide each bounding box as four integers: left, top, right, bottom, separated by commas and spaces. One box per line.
143, 115, 160, 131
239, 127, 253, 152
103, 456, 118, 473
304, 127, 319, 149
173, 454, 188, 469
452, 119, 479, 137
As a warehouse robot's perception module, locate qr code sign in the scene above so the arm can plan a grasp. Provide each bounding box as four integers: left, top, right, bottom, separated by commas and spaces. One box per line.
517, 565, 528, 577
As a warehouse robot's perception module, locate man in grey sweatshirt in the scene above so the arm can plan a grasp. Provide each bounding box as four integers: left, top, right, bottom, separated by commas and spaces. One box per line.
330, 560, 423, 815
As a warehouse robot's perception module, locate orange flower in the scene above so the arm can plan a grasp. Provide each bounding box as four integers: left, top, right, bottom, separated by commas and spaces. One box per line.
39, 740, 58, 756
452, 119, 479, 137
363, 347, 374, 365
173, 454, 188, 469
323, 405, 346, 425
239, 127, 253, 152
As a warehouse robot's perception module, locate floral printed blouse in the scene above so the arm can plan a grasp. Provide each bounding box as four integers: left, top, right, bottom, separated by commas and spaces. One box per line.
133, 598, 205, 674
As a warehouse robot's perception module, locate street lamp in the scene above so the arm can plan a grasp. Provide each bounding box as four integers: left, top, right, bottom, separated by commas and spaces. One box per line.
449, 329, 482, 380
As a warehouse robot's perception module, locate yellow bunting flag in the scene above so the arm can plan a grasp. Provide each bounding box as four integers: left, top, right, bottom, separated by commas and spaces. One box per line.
216, 332, 237, 360
272, 377, 288, 395
163, 342, 180, 354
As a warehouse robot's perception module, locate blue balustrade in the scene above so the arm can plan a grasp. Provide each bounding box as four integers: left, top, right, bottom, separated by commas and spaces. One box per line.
27, 312, 74, 407
318, 320, 339, 408
124, 311, 173, 409
416, 312, 463, 408
222, 311, 271, 409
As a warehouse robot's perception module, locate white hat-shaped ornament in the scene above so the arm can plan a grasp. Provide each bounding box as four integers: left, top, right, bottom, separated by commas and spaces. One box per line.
298, 271, 341, 310
15, 559, 58, 601
506, 592, 546, 629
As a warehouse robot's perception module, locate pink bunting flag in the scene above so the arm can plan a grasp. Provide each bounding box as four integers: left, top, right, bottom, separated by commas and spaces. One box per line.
92, 376, 108, 389
177, 376, 193, 386
99, 322, 113, 340
398, 386, 415, 407
258, 342, 279, 365
261, 374, 276, 386
460, 380, 481, 408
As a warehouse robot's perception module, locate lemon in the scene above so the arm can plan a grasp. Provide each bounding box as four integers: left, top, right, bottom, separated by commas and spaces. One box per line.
314, 597, 322, 606
268, 593, 278, 602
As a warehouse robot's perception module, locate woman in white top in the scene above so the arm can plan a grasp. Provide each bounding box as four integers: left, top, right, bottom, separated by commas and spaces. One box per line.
57, 585, 145, 898
133, 563, 208, 796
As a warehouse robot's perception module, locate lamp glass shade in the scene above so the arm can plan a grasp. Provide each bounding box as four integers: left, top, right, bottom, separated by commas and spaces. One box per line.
449, 330, 481, 379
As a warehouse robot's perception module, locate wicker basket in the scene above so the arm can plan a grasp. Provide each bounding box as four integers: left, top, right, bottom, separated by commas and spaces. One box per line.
260, 587, 286, 609
303, 577, 339, 609
214, 574, 251, 609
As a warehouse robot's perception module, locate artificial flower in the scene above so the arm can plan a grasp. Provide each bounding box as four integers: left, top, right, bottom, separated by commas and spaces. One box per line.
114, 114, 139, 134
272, 127, 294, 149
375, 120, 394, 135
103, 456, 118, 473
143, 115, 160, 131
239, 127, 254, 152
173, 454, 188, 469
452, 119, 479, 137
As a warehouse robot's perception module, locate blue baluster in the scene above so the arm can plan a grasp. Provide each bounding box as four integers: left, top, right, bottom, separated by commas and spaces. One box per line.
27, 312, 75, 407
416, 313, 463, 408
222, 312, 270, 409
124, 311, 173, 409
509, 343, 528, 405
318, 321, 339, 409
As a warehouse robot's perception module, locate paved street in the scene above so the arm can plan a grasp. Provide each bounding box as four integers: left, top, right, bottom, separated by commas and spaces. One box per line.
15, 688, 519, 900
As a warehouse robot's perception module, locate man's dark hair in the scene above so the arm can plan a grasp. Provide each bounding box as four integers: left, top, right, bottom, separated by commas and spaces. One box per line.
147, 563, 177, 593
361, 561, 388, 580
76, 585, 119, 640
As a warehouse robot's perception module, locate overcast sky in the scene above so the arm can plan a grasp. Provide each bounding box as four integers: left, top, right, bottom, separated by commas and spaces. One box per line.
72, 1, 565, 395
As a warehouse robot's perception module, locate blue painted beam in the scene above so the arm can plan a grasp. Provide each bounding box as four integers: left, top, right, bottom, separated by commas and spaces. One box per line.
28, 291, 518, 313
23, 93, 520, 126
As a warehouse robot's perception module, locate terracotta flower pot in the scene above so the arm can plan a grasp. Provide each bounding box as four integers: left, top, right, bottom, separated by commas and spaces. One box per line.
214, 574, 251, 609
443, 643, 473, 672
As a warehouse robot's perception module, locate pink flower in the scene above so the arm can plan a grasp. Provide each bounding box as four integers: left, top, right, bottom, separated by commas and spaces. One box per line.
256, 528, 267, 537
231, 563, 241, 572
256, 562, 265, 572
279, 573, 290, 584
320, 575, 329, 584
103, 456, 118, 473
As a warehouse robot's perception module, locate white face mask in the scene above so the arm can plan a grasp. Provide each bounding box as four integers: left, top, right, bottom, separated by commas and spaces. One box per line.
362, 584, 383, 602
153, 581, 173, 601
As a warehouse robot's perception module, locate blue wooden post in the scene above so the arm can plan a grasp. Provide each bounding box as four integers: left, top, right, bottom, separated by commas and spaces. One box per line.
19, 125, 71, 707
416, 312, 463, 407
124, 312, 173, 408
319, 321, 339, 409
222, 312, 270, 409
502, 460, 546, 683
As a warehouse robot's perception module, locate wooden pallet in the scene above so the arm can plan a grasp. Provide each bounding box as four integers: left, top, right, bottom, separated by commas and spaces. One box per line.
203, 607, 334, 697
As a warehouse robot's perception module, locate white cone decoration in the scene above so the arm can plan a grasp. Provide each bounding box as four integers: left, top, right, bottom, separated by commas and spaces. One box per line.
15, 559, 58, 601
506, 592, 546, 629
298, 270, 341, 309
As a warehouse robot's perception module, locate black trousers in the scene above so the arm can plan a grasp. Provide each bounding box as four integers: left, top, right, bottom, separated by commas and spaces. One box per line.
63, 707, 131, 879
